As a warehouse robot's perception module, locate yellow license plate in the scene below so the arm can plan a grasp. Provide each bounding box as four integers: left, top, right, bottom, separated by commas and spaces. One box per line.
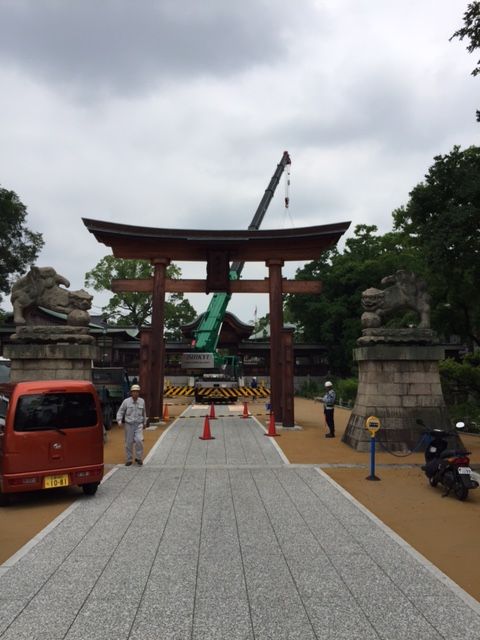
44, 474, 69, 489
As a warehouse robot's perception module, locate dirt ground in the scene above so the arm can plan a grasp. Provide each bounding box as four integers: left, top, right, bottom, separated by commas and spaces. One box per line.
1, 398, 480, 602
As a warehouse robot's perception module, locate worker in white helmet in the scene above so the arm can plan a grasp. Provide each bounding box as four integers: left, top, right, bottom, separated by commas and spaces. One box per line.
321, 381, 336, 438
116, 384, 146, 466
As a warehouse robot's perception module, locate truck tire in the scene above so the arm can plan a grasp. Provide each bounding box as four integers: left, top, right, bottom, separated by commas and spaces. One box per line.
0, 491, 11, 507
103, 403, 113, 430
82, 482, 99, 496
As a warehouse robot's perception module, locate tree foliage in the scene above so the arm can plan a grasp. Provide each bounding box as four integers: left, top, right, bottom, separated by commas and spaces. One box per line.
286, 145, 480, 375
451, 1, 480, 76
450, 2, 480, 120
0, 186, 44, 306
285, 225, 421, 375
84, 256, 196, 337
393, 145, 480, 348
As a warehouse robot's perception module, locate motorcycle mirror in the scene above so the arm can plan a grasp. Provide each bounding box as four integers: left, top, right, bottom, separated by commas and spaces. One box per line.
455, 421, 465, 429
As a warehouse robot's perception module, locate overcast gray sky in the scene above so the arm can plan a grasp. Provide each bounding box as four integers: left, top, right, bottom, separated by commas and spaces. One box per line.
0, 0, 478, 324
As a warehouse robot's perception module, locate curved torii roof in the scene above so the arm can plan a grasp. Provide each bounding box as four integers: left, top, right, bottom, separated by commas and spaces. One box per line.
82, 218, 351, 262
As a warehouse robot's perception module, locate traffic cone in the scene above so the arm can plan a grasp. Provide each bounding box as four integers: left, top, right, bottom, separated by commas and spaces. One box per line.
265, 411, 279, 437
162, 403, 169, 421
242, 401, 250, 419
199, 415, 215, 440
209, 402, 216, 420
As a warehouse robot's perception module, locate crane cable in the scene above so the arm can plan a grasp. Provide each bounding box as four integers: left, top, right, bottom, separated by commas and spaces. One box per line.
284, 161, 291, 209
284, 159, 295, 227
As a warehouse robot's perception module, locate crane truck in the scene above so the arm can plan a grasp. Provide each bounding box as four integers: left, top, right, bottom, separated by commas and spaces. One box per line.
181, 151, 291, 403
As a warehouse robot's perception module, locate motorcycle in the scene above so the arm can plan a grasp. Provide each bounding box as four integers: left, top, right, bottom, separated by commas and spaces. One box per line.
419, 420, 479, 501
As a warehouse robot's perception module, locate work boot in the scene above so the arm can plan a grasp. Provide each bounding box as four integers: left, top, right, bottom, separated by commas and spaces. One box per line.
325, 433, 334, 438
135, 459, 143, 466
125, 460, 133, 466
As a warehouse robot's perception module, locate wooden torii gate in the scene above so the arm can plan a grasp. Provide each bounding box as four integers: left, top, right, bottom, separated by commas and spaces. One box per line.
83, 219, 350, 426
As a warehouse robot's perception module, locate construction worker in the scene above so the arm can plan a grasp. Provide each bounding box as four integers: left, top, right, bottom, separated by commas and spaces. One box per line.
116, 384, 146, 466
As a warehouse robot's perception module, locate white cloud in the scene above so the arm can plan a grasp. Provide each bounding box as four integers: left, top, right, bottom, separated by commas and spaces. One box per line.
0, 0, 478, 322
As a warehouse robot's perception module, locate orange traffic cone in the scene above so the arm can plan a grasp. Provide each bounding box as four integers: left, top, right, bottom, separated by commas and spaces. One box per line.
162, 403, 169, 421
199, 415, 215, 440
209, 402, 216, 420
265, 411, 279, 437
242, 401, 250, 419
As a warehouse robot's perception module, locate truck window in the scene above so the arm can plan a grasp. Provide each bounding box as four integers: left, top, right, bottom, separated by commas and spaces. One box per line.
0, 395, 7, 429
14, 393, 98, 432
0, 396, 8, 420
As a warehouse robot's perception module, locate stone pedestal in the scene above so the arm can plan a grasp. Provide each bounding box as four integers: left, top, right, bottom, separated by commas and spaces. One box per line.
343, 345, 450, 452
4, 343, 98, 383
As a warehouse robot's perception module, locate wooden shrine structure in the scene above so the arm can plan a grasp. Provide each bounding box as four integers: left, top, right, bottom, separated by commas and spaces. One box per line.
82, 219, 350, 426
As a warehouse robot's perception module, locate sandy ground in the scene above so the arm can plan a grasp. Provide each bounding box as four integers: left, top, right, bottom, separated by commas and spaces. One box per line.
1, 397, 480, 602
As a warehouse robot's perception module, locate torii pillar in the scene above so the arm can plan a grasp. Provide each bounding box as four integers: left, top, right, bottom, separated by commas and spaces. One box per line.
267, 259, 284, 423
148, 258, 169, 421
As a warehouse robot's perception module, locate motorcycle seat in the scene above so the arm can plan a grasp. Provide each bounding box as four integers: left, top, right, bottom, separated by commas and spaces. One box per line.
439, 449, 468, 459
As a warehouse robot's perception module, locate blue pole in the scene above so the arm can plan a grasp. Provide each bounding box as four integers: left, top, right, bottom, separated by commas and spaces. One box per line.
366, 433, 381, 481
370, 435, 375, 477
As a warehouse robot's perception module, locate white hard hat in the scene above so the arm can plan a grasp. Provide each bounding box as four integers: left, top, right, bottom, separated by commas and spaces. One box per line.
130, 384, 141, 392
325, 381, 333, 388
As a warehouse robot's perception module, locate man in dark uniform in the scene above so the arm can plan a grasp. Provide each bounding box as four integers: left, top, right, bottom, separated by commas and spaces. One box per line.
322, 380, 336, 438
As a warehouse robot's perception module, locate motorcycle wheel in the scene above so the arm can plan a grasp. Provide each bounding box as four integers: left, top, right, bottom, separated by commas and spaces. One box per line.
429, 476, 438, 488
454, 481, 468, 501
443, 469, 455, 491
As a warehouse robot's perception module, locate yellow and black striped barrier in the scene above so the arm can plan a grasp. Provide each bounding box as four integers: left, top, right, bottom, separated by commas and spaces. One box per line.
174, 412, 272, 419
164, 386, 270, 400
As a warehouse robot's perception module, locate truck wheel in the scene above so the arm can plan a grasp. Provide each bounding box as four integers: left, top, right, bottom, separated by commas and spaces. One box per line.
82, 483, 99, 496
0, 491, 11, 507
103, 405, 113, 430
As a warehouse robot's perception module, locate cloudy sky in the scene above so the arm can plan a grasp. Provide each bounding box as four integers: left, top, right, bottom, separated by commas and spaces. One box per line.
0, 0, 478, 324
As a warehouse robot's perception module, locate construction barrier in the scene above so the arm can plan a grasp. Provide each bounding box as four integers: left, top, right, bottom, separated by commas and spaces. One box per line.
175, 412, 272, 419
164, 385, 270, 400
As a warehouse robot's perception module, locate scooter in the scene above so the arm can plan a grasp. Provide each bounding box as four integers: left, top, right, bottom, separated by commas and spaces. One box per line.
419, 420, 479, 501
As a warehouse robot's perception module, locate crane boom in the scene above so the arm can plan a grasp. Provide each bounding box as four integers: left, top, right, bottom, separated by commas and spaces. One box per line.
182, 152, 291, 376
230, 150, 291, 277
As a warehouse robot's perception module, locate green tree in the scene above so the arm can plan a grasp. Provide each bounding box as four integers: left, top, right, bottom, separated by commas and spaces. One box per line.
451, 2, 480, 76
393, 145, 480, 349
285, 225, 421, 375
0, 186, 44, 307
450, 1, 480, 120
84, 256, 196, 336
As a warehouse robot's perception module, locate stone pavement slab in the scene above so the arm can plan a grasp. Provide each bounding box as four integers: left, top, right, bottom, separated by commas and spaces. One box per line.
1, 411, 480, 639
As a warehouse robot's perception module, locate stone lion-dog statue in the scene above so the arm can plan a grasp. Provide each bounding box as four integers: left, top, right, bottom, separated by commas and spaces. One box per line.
11, 266, 93, 326
361, 270, 431, 329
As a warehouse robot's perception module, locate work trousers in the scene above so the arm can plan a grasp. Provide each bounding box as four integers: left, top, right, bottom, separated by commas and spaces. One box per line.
324, 408, 335, 435
124, 422, 144, 462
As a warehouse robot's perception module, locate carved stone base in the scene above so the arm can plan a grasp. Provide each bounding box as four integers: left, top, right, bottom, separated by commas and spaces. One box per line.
11, 325, 95, 345
343, 345, 460, 452
357, 328, 438, 346
4, 343, 99, 383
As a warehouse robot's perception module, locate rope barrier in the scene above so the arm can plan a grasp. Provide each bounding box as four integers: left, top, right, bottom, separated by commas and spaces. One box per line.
376, 432, 428, 458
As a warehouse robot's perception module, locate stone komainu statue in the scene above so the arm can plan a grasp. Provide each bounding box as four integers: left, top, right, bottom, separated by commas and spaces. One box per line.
11, 266, 93, 326
361, 270, 431, 329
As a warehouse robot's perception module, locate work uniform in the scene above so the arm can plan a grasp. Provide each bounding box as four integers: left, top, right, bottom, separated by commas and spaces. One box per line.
322, 388, 336, 437
116, 396, 146, 464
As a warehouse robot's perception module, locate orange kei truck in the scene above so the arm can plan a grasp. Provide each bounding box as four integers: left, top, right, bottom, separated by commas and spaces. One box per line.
0, 380, 104, 505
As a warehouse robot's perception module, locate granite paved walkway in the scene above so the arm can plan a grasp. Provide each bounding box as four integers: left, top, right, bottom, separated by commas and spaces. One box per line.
1, 405, 480, 639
